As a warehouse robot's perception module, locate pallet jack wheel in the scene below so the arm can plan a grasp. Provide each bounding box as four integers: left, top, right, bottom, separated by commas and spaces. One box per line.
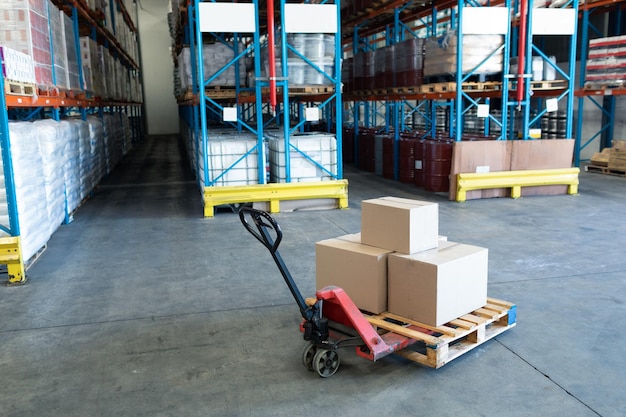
312, 348, 340, 378
301, 342, 317, 371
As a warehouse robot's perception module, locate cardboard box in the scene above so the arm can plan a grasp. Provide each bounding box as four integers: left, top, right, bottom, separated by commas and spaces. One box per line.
316, 238, 393, 314
388, 241, 488, 326
361, 197, 438, 254
338, 232, 447, 244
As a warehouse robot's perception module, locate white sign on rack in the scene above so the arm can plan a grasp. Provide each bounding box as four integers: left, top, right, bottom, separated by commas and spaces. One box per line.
223, 107, 238, 122
284, 4, 338, 34
462, 8, 509, 35
198, 3, 257, 33
532, 9, 576, 35
305, 107, 320, 122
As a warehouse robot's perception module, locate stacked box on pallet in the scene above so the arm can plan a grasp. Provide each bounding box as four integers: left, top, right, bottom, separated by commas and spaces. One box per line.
608, 139, 626, 171
97, 45, 110, 98
585, 36, 626, 88
266, 131, 337, 183
48, 3, 69, 89
197, 133, 259, 186
80, 37, 105, 96
0, 0, 53, 87
7, 122, 50, 261
316, 197, 489, 325
0, 46, 37, 85
62, 12, 81, 90
424, 32, 503, 77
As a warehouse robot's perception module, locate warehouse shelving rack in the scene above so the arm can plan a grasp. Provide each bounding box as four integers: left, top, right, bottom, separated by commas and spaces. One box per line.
0, 0, 143, 285
341, 0, 579, 183
574, 0, 626, 166
177, 0, 348, 217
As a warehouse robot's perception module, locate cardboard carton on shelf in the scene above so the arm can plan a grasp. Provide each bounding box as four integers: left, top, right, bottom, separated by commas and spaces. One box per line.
388, 240, 488, 327
316, 237, 393, 314
361, 196, 439, 255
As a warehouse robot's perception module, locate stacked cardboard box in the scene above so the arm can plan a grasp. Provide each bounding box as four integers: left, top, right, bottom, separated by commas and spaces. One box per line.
608, 140, 626, 171
316, 197, 489, 327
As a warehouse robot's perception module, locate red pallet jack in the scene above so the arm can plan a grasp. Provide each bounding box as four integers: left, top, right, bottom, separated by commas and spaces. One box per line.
240, 207, 516, 378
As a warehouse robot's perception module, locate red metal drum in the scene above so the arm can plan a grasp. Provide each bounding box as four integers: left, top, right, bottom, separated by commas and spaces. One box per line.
413, 138, 425, 187
398, 136, 415, 183
424, 139, 453, 193
382, 134, 394, 179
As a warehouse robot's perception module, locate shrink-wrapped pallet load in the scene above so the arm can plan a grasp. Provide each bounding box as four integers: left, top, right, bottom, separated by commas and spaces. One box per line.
7, 122, 51, 261
0, 0, 53, 87
34, 119, 67, 235
424, 32, 503, 77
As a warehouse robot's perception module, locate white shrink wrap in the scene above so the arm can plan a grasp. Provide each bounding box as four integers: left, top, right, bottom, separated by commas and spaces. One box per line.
7, 121, 51, 261
424, 32, 503, 77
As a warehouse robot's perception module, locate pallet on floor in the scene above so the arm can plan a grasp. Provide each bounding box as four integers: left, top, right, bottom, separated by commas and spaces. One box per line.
366, 297, 517, 369
4, 79, 36, 96
585, 164, 626, 177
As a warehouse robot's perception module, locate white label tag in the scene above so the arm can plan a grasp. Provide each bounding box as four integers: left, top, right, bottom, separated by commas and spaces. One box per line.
223, 107, 238, 122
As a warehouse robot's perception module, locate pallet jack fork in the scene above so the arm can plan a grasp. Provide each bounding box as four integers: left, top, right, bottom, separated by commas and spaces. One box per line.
239, 207, 423, 377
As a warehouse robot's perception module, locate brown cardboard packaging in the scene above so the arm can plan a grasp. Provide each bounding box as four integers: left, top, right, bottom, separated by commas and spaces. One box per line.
449, 140, 512, 201
388, 241, 488, 326
510, 139, 575, 196
361, 197, 439, 254
316, 238, 393, 314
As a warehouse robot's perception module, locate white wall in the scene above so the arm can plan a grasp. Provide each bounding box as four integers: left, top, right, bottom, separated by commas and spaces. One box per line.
138, 0, 179, 135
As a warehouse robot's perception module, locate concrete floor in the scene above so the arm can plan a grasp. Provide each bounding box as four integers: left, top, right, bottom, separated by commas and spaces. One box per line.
1, 135, 625, 417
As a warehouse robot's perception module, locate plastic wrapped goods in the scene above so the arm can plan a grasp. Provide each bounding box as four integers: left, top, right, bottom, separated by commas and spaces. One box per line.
0, 0, 53, 86
87, 116, 106, 185
49, 3, 69, 89
424, 32, 503, 77
7, 122, 51, 261
62, 12, 81, 90
64, 119, 83, 212
34, 119, 67, 235
178, 43, 247, 88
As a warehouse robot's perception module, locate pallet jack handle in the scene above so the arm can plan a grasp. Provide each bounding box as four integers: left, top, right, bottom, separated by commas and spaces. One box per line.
239, 207, 314, 321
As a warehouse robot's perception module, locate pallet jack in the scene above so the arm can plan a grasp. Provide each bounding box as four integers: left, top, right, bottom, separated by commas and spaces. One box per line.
240, 207, 444, 377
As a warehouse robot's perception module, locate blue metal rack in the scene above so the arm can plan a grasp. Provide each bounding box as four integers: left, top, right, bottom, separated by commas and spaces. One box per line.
574, 0, 626, 166
0, 0, 143, 284
179, 0, 348, 217
343, 0, 581, 188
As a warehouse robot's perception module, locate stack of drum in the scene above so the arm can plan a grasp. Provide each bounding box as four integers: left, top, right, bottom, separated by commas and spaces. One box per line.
395, 38, 425, 88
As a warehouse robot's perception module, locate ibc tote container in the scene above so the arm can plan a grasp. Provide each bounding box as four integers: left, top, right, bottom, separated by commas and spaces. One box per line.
267, 131, 337, 183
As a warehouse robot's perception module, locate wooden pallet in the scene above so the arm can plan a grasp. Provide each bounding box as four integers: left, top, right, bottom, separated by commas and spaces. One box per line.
288, 85, 334, 95
204, 85, 238, 98
585, 164, 626, 177
583, 82, 626, 91
366, 297, 516, 369
417, 81, 502, 94
4, 79, 36, 96
510, 79, 567, 90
